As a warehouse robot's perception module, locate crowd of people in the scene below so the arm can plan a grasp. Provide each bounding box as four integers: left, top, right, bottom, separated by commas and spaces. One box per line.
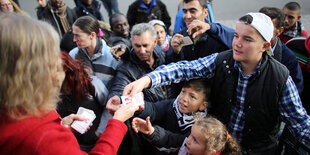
0, 0, 310, 155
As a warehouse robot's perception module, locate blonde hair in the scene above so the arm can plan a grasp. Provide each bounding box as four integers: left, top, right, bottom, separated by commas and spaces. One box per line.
0, 0, 28, 15
194, 115, 242, 155
0, 13, 62, 120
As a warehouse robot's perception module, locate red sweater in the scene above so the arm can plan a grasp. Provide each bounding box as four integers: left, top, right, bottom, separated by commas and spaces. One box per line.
0, 111, 127, 155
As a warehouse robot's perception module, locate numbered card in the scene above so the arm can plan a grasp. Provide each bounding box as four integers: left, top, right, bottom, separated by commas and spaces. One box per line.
182, 36, 193, 46
71, 107, 96, 134
121, 92, 144, 107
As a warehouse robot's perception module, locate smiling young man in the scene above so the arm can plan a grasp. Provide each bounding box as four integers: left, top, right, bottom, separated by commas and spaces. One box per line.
166, 0, 228, 63
123, 12, 310, 154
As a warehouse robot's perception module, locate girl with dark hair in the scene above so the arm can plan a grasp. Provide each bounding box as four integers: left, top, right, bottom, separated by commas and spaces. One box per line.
57, 52, 109, 152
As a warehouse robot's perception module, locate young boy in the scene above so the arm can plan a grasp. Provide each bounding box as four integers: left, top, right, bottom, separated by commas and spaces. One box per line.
131, 78, 211, 154
123, 12, 310, 154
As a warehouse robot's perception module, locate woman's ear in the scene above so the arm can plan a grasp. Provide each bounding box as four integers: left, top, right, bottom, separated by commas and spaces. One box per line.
90, 32, 96, 40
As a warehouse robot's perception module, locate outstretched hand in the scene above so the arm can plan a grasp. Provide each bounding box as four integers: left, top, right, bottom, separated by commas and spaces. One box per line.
123, 76, 152, 98
110, 44, 127, 61
132, 116, 155, 136
113, 101, 143, 122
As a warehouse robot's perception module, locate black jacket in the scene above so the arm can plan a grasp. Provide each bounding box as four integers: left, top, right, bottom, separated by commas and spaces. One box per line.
74, 0, 104, 21
108, 47, 178, 101
210, 50, 289, 154
166, 28, 229, 63
127, 0, 171, 30
39, 6, 77, 36
135, 99, 191, 155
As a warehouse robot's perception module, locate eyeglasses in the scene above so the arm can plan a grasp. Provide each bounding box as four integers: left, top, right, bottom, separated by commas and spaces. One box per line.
0, 3, 13, 8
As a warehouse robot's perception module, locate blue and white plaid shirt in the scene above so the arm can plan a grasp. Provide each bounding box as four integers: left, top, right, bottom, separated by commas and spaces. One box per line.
147, 53, 310, 144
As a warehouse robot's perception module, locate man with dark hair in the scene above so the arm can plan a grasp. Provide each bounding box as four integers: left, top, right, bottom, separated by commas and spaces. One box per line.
279, 1, 308, 43
123, 12, 310, 154
188, 7, 304, 95
166, 0, 228, 63
108, 13, 131, 48
39, 0, 77, 37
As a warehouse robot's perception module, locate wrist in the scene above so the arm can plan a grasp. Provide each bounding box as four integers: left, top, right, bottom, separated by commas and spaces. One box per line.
148, 126, 155, 137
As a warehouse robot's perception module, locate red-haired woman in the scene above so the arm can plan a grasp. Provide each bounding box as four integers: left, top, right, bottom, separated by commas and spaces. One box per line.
57, 52, 109, 152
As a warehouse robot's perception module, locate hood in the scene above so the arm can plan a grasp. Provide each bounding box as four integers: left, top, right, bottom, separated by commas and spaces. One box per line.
0, 111, 60, 154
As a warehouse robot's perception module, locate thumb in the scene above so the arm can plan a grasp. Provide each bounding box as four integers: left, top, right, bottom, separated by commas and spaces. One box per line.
146, 116, 152, 128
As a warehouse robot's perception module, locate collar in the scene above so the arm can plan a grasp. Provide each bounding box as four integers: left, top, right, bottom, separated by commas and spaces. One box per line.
271, 38, 279, 54
234, 58, 263, 79
140, 0, 156, 14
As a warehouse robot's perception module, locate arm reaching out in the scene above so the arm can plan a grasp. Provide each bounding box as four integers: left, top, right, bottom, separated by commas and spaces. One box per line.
113, 101, 143, 122
132, 116, 155, 136
123, 76, 152, 98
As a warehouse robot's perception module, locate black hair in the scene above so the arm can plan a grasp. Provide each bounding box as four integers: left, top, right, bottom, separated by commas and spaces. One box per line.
183, 0, 207, 8
259, 7, 285, 29
182, 78, 211, 102
109, 13, 127, 30
284, 2, 301, 11
238, 14, 253, 25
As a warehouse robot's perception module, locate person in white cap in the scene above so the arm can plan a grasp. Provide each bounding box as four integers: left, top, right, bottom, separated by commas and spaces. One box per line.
118, 12, 310, 154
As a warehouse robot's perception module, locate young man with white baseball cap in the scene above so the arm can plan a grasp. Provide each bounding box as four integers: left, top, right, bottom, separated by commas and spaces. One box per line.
121, 12, 310, 154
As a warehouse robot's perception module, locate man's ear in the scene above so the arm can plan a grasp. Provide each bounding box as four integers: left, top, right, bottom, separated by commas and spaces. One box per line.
203, 8, 209, 18
297, 15, 301, 21
262, 41, 271, 52
199, 101, 208, 111
154, 37, 158, 46
278, 27, 284, 35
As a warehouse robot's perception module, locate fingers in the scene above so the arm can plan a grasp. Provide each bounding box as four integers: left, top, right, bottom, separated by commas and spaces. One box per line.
110, 44, 126, 61
132, 117, 141, 133
106, 96, 121, 115
123, 76, 151, 97
146, 116, 152, 127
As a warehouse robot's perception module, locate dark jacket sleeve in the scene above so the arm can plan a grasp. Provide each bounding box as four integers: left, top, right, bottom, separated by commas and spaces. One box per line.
158, 1, 171, 30
281, 42, 304, 94
207, 22, 235, 49
107, 62, 133, 99
148, 125, 190, 149
135, 99, 174, 123
126, 3, 136, 29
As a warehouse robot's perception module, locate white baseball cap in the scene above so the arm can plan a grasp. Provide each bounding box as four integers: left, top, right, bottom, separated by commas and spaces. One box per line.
244, 12, 274, 42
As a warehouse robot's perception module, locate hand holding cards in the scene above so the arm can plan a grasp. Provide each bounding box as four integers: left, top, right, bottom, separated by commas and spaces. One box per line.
182, 36, 193, 46
121, 92, 144, 107
71, 107, 96, 134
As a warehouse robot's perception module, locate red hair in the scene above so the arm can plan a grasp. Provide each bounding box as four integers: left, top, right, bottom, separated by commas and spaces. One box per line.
60, 52, 94, 101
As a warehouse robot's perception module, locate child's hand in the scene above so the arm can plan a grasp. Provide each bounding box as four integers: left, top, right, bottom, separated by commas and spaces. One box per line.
132, 116, 155, 136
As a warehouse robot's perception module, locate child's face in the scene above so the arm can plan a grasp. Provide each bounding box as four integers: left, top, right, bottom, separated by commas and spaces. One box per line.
178, 87, 208, 114
186, 124, 210, 155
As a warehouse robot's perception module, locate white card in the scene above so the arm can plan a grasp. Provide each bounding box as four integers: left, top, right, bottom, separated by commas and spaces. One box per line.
71, 107, 96, 134
121, 92, 144, 107
182, 36, 193, 46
